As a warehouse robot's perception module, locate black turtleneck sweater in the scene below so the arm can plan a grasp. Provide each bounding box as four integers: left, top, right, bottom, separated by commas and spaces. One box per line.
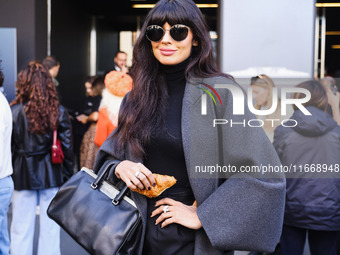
142, 59, 195, 255
143, 59, 190, 189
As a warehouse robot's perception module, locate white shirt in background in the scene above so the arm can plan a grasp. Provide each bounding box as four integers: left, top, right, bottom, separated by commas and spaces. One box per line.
0, 92, 13, 179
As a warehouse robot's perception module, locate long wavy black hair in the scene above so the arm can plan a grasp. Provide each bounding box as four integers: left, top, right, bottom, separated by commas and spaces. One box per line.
113, 0, 231, 158
11, 62, 59, 134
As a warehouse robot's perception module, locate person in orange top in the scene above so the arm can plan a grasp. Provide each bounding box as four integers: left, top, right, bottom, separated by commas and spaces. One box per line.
94, 70, 132, 147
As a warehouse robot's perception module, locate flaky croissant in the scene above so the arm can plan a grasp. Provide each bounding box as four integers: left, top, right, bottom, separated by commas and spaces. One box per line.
132, 174, 177, 198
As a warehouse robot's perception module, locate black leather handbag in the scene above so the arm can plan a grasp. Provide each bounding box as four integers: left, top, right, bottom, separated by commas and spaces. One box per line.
47, 161, 142, 255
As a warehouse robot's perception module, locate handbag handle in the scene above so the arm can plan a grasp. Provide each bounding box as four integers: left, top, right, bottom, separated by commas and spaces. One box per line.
91, 160, 130, 206
52, 129, 57, 148
91, 160, 116, 189
112, 186, 129, 206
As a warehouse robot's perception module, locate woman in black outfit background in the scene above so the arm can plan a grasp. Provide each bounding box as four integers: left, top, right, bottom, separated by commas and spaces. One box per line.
78, 76, 104, 169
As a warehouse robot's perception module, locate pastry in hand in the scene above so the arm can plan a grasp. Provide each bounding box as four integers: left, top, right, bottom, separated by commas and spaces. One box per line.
132, 174, 177, 198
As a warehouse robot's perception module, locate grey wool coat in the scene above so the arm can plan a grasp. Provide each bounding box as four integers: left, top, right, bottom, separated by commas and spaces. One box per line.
93, 76, 286, 255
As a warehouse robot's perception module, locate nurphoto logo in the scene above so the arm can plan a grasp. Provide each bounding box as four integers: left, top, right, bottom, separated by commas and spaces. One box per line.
199, 83, 312, 128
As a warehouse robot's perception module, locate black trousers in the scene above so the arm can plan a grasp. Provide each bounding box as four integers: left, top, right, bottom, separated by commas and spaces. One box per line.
280, 224, 338, 255
142, 188, 195, 255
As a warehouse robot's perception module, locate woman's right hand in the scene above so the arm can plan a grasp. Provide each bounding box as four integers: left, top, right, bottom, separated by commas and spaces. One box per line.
115, 160, 156, 190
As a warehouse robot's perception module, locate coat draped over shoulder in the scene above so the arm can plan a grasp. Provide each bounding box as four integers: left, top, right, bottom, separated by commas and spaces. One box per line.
93, 76, 286, 255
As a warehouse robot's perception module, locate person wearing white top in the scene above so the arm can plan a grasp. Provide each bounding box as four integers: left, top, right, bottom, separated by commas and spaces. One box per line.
0, 73, 14, 255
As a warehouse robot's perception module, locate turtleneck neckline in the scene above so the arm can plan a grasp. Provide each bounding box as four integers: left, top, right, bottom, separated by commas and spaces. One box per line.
161, 57, 190, 81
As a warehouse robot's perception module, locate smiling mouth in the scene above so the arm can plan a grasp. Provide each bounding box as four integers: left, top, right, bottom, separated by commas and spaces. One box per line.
160, 49, 176, 56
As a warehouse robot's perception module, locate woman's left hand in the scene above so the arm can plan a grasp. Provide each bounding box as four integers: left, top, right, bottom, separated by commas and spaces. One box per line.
151, 198, 202, 230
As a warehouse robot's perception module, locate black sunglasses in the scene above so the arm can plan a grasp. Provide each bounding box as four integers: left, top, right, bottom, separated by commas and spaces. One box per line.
145, 24, 189, 42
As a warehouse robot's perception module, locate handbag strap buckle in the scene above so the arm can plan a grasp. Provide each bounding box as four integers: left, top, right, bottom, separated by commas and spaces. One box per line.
91, 161, 130, 206
112, 186, 129, 206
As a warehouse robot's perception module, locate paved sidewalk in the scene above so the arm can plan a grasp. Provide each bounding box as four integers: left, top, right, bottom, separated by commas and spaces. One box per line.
7, 204, 89, 255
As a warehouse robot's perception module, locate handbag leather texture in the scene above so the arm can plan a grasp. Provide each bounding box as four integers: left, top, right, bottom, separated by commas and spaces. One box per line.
47, 161, 142, 255
51, 129, 64, 164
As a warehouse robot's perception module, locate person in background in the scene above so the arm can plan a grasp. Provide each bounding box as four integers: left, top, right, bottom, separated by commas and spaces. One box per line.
273, 80, 340, 255
78, 76, 105, 169
10, 62, 73, 255
42, 56, 60, 87
320, 76, 340, 125
250, 74, 293, 142
0, 67, 14, 255
71, 76, 97, 171
94, 70, 132, 147
93, 0, 286, 254
0, 62, 5, 94
114, 51, 129, 73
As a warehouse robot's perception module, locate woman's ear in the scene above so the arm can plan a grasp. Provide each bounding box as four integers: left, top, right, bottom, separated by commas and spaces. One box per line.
193, 40, 199, 46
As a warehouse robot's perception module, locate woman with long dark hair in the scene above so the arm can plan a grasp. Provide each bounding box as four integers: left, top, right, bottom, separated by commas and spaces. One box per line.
94, 0, 285, 254
10, 62, 73, 255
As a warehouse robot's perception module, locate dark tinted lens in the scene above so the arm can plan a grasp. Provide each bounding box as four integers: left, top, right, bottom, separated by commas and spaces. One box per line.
170, 25, 189, 41
146, 26, 164, 42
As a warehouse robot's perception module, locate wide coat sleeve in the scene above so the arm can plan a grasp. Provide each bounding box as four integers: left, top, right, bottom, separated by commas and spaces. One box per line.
191, 77, 286, 253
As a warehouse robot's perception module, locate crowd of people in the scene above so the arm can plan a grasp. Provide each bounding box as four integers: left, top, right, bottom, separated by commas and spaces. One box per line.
0, 0, 340, 255
0, 54, 132, 255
